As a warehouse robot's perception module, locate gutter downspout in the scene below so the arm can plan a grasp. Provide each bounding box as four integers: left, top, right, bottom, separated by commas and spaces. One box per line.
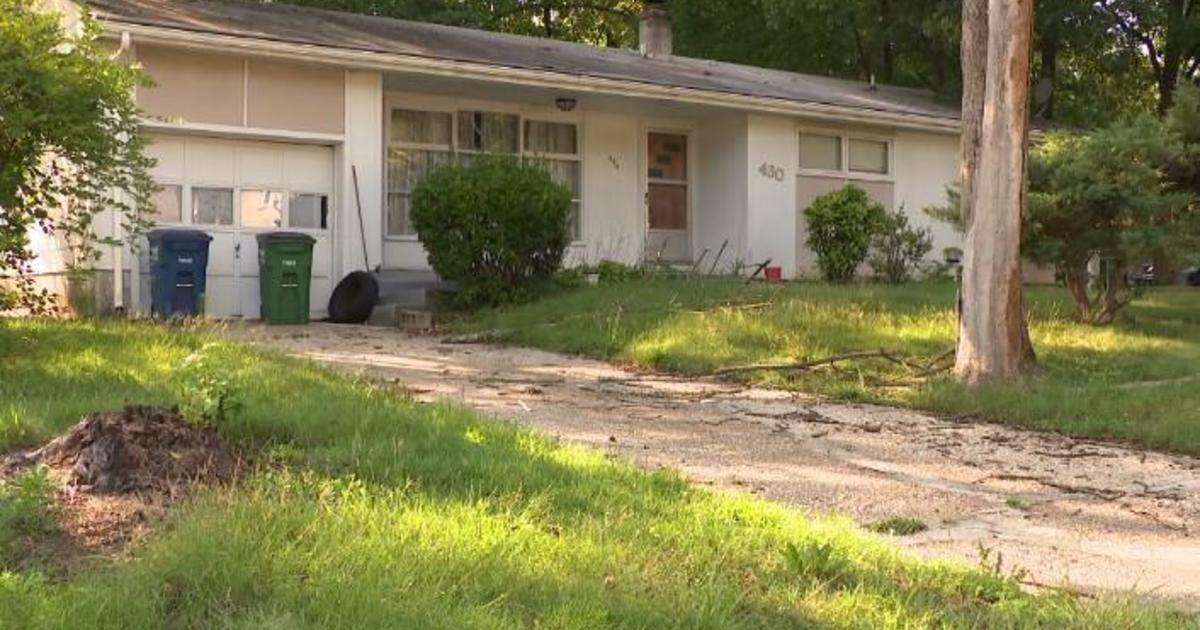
110, 30, 133, 313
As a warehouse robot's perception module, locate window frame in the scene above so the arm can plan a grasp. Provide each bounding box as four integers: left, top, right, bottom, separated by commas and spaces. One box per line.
797, 128, 894, 181
384, 99, 585, 243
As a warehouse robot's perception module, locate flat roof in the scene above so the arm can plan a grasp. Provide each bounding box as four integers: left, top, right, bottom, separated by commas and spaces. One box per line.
88, 0, 961, 123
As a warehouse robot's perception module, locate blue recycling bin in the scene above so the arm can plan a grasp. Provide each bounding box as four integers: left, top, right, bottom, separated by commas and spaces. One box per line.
147, 228, 213, 317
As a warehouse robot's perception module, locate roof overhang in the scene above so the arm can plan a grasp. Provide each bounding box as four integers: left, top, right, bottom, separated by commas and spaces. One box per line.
106, 20, 962, 135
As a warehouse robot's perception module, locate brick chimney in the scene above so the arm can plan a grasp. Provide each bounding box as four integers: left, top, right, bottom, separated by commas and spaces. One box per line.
639, 2, 672, 57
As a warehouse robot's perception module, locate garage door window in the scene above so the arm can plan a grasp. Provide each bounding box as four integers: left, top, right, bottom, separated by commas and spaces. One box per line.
149, 184, 182, 223
240, 189, 284, 228
192, 187, 234, 225
289, 193, 329, 229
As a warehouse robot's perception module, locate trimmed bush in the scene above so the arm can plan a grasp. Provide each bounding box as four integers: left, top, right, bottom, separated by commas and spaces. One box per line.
411, 158, 573, 307
868, 207, 934, 283
804, 185, 887, 282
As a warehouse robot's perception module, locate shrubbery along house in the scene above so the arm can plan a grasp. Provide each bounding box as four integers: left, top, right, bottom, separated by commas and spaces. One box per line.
30, 0, 974, 318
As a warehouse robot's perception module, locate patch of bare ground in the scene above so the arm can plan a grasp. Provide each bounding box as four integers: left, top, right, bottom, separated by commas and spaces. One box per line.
1, 406, 241, 569
228, 322, 1200, 612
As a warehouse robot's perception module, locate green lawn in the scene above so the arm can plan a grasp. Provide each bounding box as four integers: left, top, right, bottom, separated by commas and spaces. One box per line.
0, 319, 1192, 628
454, 279, 1200, 456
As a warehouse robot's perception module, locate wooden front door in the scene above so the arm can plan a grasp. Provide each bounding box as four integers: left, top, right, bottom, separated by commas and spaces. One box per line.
645, 132, 691, 262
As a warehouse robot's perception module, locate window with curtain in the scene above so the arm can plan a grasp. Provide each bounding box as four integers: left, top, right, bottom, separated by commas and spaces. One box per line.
387, 109, 454, 236
798, 133, 842, 171
847, 138, 890, 174
525, 120, 582, 240
458, 111, 519, 154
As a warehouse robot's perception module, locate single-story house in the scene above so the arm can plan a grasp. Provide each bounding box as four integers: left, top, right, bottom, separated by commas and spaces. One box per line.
32, 0, 975, 318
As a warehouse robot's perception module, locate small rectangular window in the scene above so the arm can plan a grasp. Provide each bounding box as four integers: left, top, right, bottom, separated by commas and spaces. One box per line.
289, 193, 328, 229
149, 184, 182, 223
799, 133, 842, 171
848, 138, 890, 174
457, 110, 519, 153
191, 187, 233, 225
525, 120, 578, 155
240, 189, 284, 228
391, 109, 452, 146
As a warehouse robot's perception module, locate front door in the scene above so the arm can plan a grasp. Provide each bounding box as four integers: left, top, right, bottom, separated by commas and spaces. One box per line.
645, 132, 691, 263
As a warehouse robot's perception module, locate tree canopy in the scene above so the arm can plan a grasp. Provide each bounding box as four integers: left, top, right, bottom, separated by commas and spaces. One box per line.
0, 0, 154, 312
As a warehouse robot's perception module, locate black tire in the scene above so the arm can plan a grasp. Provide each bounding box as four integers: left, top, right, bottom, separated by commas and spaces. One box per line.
328, 271, 379, 324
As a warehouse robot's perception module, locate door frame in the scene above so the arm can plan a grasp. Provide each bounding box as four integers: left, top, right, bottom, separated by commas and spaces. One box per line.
639, 122, 697, 263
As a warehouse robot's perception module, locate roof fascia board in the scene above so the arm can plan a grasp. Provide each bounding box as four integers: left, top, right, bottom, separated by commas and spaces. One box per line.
110, 21, 961, 135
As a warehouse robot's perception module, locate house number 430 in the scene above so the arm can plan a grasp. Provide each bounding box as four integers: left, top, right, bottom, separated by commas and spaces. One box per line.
758, 162, 785, 181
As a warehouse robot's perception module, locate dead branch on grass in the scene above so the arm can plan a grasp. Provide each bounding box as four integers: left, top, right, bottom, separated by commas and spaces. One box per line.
713, 348, 954, 379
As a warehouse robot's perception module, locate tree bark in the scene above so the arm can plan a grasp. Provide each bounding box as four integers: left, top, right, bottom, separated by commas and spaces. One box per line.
954, 0, 1038, 383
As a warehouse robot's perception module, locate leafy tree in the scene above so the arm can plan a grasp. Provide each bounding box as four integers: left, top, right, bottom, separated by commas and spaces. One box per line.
1026, 116, 1196, 323
803, 185, 886, 282
1096, 0, 1200, 114
1, 1, 154, 312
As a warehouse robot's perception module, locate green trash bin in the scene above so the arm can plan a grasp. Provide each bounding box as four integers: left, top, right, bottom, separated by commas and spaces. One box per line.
257, 232, 316, 324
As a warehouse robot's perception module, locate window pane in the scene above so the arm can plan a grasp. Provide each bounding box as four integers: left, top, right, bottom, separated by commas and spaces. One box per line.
387, 194, 412, 236
648, 183, 687, 230
525, 121, 578, 155
191, 187, 233, 225
530, 158, 581, 198
848, 138, 889, 174
388, 148, 454, 196
799, 133, 842, 171
149, 184, 181, 223
457, 111, 519, 153
391, 109, 452, 146
568, 200, 581, 241
647, 133, 687, 180
290, 193, 328, 229
240, 189, 284, 228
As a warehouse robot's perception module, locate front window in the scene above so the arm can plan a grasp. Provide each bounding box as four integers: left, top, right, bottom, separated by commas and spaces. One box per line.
386, 108, 583, 239
848, 138, 890, 174
799, 133, 842, 171
799, 132, 891, 176
525, 120, 582, 240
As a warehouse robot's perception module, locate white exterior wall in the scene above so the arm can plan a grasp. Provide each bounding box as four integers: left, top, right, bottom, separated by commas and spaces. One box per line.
575, 111, 643, 265
342, 70, 385, 276
893, 129, 962, 260
695, 114, 749, 271
745, 115, 799, 277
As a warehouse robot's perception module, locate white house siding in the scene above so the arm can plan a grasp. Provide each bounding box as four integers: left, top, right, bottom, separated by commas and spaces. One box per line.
576, 111, 643, 265
746, 115, 799, 277
342, 70, 385, 276
892, 129, 962, 261
695, 114, 749, 272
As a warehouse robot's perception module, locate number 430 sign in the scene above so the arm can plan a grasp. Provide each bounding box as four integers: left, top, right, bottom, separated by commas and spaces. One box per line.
758, 162, 785, 182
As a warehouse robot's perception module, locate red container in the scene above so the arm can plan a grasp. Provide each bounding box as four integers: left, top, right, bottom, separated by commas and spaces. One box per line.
764, 266, 783, 283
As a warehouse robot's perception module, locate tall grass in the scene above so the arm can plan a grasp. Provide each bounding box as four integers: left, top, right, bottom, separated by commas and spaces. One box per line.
0, 319, 1190, 628
456, 279, 1200, 455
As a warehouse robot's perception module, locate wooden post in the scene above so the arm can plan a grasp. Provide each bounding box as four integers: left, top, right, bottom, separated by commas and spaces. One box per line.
954, 0, 1038, 383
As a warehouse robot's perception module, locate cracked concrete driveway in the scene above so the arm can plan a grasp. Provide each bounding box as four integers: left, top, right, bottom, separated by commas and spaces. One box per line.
229, 322, 1200, 611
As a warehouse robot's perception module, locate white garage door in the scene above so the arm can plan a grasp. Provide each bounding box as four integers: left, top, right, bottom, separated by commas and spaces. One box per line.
143, 134, 335, 319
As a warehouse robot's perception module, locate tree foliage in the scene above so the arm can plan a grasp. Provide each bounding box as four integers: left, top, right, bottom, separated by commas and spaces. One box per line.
1, 1, 154, 312
1026, 91, 1200, 323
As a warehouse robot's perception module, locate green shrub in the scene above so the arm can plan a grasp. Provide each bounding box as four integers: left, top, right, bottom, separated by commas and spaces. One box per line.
804, 185, 886, 282
411, 158, 573, 307
868, 207, 934, 283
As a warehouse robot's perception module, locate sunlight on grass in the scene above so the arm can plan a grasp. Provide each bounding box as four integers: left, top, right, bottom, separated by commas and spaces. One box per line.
0, 319, 1191, 628
457, 279, 1200, 455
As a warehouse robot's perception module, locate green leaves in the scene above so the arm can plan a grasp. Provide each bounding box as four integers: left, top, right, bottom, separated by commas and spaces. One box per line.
804, 185, 887, 282
0, 1, 154, 312
410, 157, 573, 307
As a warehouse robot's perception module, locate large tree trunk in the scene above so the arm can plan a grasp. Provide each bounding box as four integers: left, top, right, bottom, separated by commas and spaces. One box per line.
954, 0, 1038, 383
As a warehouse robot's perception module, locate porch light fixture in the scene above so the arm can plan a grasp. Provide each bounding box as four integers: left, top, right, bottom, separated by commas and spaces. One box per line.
555, 97, 578, 112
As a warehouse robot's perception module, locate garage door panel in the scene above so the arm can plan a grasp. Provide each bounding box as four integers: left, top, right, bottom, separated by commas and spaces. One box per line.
145, 134, 334, 320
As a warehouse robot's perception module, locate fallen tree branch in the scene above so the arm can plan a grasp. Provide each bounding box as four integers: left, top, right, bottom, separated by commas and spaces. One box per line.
713, 350, 897, 376
972, 473, 1126, 501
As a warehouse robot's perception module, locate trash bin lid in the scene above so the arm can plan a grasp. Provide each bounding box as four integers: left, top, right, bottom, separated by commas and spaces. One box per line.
147, 228, 213, 245
256, 231, 316, 245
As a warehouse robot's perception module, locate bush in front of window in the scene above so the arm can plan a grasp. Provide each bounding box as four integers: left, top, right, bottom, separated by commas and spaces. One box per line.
410, 157, 572, 307
804, 185, 887, 283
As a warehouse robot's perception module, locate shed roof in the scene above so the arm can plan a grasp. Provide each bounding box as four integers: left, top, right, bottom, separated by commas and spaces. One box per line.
87, 0, 961, 123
